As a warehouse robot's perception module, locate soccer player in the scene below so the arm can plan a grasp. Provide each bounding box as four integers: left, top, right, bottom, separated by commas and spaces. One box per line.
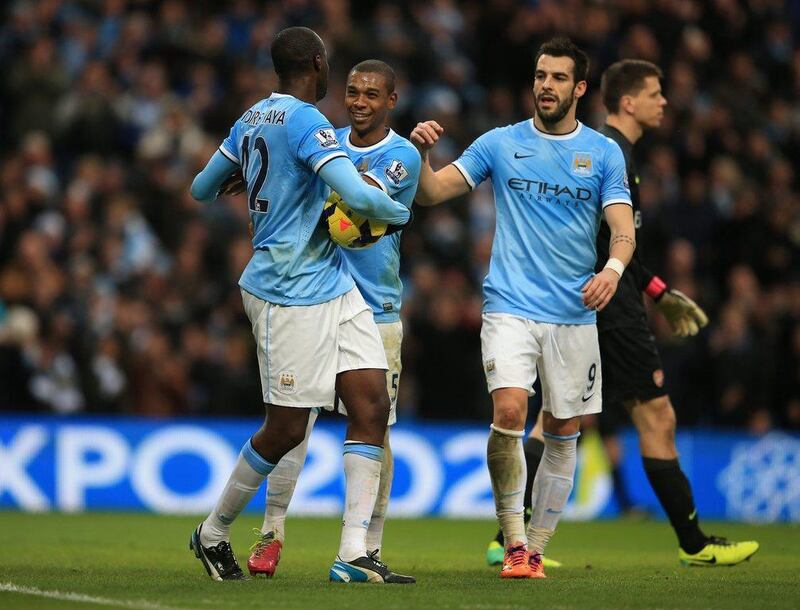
187, 27, 413, 584
489, 59, 758, 568
410, 38, 636, 579
246, 59, 420, 582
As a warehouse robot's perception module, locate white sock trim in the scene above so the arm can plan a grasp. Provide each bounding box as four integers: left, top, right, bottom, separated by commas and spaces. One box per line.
490, 423, 525, 438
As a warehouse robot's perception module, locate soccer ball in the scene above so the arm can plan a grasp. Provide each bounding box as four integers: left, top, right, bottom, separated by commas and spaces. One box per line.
322, 191, 387, 249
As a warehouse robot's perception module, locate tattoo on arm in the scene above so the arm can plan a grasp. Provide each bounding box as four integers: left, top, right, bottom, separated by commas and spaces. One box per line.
610, 234, 636, 249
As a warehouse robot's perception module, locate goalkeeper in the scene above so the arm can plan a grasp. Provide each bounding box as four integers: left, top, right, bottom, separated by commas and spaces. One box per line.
487, 59, 758, 568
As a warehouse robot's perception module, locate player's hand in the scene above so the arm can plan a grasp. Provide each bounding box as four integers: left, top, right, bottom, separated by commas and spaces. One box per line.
220, 169, 246, 196
581, 269, 620, 311
410, 120, 444, 153
385, 207, 414, 235
656, 289, 709, 337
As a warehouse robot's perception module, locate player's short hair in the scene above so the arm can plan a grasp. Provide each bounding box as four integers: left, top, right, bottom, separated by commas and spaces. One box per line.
535, 37, 589, 83
350, 60, 396, 93
271, 27, 325, 79
601, 60, 664, 113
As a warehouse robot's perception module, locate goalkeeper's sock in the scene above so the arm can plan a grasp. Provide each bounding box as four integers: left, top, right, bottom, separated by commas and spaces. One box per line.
202, 439, 275, 546
366, 432, 393, 558
261, 411, 317, 542
338, 442, 383, 562
643, 457, 708, 554
487, 424, 527, 547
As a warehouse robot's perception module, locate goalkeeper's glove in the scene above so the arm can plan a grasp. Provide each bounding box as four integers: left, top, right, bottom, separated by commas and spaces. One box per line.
648, 278, 709, 338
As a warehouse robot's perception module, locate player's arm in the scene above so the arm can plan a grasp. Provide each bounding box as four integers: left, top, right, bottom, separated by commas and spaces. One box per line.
356, 175, 404, 235
318, 156, 411, 225
190, 150, 240, 203
291, 106, 409, 225
361, 146, 422, 235
409, 121, 471, 205
582, 203, 636, 311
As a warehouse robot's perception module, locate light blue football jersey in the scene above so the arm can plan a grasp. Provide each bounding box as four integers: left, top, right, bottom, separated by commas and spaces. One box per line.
453, 119, 631, 324
219, 92, 353, 305
335, 127, 420, 323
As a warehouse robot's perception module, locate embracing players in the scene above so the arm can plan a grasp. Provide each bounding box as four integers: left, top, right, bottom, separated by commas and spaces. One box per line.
245, 59, 420, 582
188, 27, 413, 584
411, 38, 636, 579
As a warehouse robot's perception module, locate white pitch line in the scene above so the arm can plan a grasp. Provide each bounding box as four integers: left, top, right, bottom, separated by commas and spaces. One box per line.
0, 582, 194, 610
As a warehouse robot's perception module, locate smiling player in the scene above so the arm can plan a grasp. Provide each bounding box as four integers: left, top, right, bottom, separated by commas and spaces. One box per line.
188, 29, 412, 584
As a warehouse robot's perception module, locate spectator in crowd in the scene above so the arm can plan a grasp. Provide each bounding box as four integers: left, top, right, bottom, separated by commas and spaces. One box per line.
0, 0, 797, 432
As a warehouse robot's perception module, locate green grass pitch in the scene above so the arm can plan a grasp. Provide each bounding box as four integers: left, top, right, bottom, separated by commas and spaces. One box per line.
1, 512, 798, 609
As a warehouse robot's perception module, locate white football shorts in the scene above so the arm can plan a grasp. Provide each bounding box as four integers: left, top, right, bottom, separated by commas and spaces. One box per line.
335, 320, 403, 426
241, 286, 387, 408
480, 312, 602, 419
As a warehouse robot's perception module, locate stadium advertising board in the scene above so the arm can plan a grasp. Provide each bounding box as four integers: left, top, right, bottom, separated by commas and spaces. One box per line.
0, 415, 797, 522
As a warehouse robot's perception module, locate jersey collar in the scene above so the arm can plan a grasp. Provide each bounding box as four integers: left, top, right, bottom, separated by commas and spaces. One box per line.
529, 118, 582, 140
345, 128, 395, 152
269, 92, 293, 99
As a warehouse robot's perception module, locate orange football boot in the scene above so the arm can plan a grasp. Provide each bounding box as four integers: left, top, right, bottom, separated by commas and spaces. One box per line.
528, 552, 547, 579
500, 544, 532, 579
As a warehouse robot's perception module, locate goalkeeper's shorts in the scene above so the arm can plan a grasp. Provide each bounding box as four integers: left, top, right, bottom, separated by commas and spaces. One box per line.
598, 324, 667, 410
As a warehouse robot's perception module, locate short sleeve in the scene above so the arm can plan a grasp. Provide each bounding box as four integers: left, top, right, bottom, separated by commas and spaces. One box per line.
601, 139, 632, 208
220, 118, 243, 164
288, 104, 348, 173
363, 145, 421, 201
451, 129, 498, 190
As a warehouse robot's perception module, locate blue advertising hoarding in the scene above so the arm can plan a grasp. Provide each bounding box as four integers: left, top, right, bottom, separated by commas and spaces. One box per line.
1, 415, 797, 522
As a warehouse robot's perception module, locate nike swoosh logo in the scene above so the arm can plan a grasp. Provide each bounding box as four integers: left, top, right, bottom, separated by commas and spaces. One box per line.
545, 508, 562, 514
688, 509, 697, 520
514, 152, 536, 159
581, 393, 594, 402
689, 556, 716, 564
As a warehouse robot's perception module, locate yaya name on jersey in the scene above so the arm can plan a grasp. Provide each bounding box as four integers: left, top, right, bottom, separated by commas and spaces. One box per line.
240, 108, 287, 126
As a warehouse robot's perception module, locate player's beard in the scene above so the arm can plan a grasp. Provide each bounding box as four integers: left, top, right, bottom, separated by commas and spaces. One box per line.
535, 91, 574, 127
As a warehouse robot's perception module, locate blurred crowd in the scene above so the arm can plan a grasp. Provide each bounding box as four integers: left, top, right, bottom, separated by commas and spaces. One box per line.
0, 0, 798, 433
